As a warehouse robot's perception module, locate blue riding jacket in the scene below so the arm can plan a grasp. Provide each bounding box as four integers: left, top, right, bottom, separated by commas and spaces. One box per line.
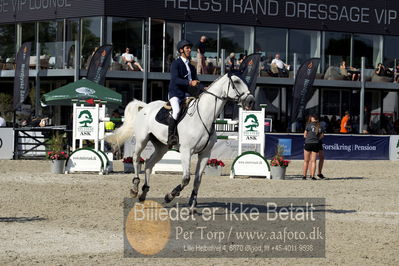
168, 57, 198, 100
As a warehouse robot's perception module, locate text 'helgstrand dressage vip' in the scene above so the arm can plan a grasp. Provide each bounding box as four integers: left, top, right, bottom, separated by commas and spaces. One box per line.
164, 0, 398, 25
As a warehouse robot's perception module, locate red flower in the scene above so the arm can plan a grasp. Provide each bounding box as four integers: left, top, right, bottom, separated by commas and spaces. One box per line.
207, 158, 225, 167
123, 157, 145, 164
47, 150, 68, 160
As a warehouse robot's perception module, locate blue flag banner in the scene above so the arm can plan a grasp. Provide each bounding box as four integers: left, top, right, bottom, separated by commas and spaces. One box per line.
265, 134, 390, 160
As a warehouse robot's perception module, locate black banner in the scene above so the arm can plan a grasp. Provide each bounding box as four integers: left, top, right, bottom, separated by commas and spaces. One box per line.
238, 53, 261, 94
86, 45, 113, 85
13, 42, 31, 111
290, 58, 320, 127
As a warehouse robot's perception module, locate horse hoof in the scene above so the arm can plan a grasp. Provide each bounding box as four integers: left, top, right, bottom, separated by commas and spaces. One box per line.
130, 189, 139, 198
189, 207, 198, 215
164, 194, 172, 203
138, 193, 147, 202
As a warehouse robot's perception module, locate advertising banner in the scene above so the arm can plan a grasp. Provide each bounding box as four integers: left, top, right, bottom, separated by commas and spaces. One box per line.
13, 42, 31, 111
265, 134, 390, 160
86, 44, 113, 85
238, 53, 261, 94
290, 58, 320, 128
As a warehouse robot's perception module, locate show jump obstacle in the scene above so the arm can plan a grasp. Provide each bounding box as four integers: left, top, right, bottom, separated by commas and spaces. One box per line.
229, 105, 270, 179
65, 100, 112, 175
153, 105, 271, 178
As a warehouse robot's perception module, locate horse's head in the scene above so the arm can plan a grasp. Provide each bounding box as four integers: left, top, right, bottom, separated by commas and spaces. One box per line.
225, 72, 255, 110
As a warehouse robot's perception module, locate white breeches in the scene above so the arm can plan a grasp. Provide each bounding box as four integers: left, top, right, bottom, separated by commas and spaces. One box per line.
169, 97, 181, 120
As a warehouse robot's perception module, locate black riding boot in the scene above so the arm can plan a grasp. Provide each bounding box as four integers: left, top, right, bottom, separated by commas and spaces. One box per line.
168, 118, 178, 148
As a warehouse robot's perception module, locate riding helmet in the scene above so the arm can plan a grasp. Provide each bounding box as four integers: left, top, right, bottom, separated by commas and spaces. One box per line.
176, 40, 193, 51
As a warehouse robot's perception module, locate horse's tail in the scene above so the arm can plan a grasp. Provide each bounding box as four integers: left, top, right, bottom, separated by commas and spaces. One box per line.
105, 99, 147, 147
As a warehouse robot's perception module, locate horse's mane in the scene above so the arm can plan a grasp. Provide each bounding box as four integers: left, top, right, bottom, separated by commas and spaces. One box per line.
207, 75, 224, 88
197, 74, 225, 98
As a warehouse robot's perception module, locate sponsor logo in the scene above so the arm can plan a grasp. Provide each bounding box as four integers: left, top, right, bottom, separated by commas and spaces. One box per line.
76, 87, 96, 96
78, 110, 93, 127
77, 110, 95, 137
244, 114, 259, 132
243, 114, 260, 140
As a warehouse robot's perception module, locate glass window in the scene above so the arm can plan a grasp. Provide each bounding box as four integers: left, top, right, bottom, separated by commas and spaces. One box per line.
221, 25, 254, 63
107, 17, 143, 69
165, 22, 182, 72
186, 22, 218, 58
39, 20, 64, 69
321, 89, 340, 116
353, 34, 383, 68
21, 22, 36, 55
255, 27, 287, 64
65, 19, 79, 69
150, 19, 164, 72
0, 24, 15, 64
186, 22, 218, 75
383, 36, 399, 68
289, 29, 320, 65
324, 32, 351, 69
81, 17, 101, 68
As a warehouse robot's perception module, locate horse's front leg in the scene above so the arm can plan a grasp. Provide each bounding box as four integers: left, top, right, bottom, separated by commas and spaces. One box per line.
164, 148, 192, 203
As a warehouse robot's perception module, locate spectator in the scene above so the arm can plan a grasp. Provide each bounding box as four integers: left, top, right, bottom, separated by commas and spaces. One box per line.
340, 111, 351, 133
317, 116, 328, 179
363, 106, 371, 133
375, 63, 387, 76
271, 53, 290, 77
122, 48, 144, 72
395, 64, 399, 83
195, 36, 207, 75
328, 115, 337, 133
394, 119, 399, 134
0, 112, 6, 127
225, 53, 235, 71
238, 54, 247, 66
320, 116, 329, 132
340, 61, 359, 81
302, 114, 324, 180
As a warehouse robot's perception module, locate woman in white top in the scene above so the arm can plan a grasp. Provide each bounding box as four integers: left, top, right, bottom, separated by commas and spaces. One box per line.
121, 48, 144, 71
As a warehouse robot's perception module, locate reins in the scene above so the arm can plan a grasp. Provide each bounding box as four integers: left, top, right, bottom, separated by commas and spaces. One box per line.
193, 75, 246, 154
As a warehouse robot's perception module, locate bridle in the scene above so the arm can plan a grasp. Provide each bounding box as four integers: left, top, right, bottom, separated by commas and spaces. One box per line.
200, 73, 250, 104
192, 73, 250, 154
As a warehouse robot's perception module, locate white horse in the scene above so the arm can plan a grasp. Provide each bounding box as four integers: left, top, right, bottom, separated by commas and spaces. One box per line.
106, 72, 254, 208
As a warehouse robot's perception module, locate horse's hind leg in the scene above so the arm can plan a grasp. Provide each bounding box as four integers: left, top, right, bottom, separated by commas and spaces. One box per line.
190, 138, 215, 210
131, 135, 149, 198
138, 140, 168, 202
165, 148, 192, 203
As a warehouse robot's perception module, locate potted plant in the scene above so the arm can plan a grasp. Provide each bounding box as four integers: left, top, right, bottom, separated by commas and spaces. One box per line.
123, 157, 145, 173
47, 132, 68, 174
270, 145, 290, 180
204, 158, 225, 176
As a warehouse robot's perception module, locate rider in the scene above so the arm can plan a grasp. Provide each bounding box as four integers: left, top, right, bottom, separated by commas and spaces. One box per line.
167, 40, 200, 147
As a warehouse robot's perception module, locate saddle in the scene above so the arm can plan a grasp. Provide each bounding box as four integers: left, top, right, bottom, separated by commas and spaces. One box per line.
155, 97, 196, 126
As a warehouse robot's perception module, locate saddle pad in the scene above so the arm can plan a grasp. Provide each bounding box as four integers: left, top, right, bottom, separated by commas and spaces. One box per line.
162, 97, 196, 110
155, 99, 194, 126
